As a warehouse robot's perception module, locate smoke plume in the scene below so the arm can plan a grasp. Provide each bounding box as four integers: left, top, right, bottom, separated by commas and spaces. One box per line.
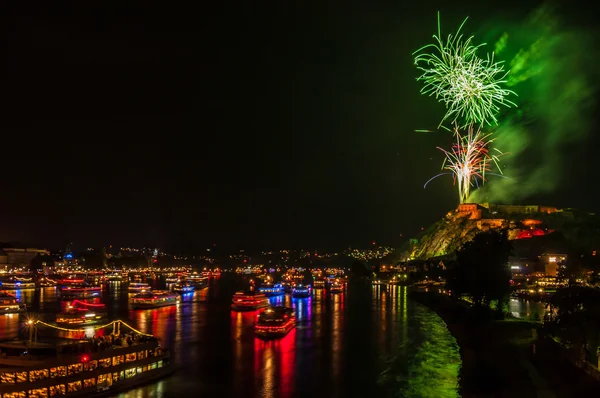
469, 5, 598, 204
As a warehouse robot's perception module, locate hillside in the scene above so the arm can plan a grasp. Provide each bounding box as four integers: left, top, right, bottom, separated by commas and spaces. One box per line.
403, 204, 600, 260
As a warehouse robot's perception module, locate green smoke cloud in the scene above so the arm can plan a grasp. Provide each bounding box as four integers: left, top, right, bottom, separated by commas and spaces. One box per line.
469, 5, 598, 204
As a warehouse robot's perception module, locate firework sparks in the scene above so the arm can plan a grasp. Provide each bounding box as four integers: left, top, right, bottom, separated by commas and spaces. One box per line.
424, 124, 512, 203
413, 13, 517, 128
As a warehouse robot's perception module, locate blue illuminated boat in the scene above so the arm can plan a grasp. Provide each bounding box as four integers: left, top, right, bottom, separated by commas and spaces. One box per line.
172, 282, 194, 294
291, 284, 311, 298
258, 283, 284, 297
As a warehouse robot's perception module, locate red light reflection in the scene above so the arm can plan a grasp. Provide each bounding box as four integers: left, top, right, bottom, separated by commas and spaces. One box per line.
253, 330, 296, 397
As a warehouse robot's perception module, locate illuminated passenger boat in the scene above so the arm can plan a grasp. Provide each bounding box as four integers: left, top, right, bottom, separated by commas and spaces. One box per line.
164, 275, 180, 283
257, 283, 284, 297
0, 321, 172, 397
0, 292, 26, 313
128, 283, 151, 293
329, 282, 344, 293
130, 291, 180, 310
281, 281, 293, 294
38, 277, 58, 288
186, 274, 208, 289
313, 279, 326, 289
105, 273, 124, 282
172, 283, 194, 294
56, 301, 108, 328
58, 283, 101, 299
231, 291, 269, 311
0, 276, 36, 290
291, 284, 311, 298
255, 306, 296, 338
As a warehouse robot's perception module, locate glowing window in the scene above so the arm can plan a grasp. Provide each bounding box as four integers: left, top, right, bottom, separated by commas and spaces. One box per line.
27, 388, 48, 398
67, 381, 82, 393
16, 371, 28, 383
83, 378, 96, 388
67, 363, 82, 376
49, 385, 66, 397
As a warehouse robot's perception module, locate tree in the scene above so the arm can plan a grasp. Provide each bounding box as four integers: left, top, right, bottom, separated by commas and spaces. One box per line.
546, 287, 600, 362
349, 261, 370, 278
446, 230, 512, 309
558, 251, 585, 286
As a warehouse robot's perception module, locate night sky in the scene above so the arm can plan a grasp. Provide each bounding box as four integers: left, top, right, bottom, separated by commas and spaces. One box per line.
5, 1, 599, 252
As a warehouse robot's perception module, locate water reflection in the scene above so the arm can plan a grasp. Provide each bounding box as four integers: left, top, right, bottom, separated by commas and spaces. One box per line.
509, 298, 547, 321
331, 292, 343, 384
0, 277, 461, 398
254, 329, 296, 398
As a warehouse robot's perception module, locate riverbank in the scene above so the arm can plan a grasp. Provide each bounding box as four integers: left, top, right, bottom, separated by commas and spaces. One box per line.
410, 291, 541, 397
411, 290, 600, 398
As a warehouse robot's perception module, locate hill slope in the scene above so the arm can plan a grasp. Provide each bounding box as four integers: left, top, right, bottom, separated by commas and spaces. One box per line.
404, 204, 600, 260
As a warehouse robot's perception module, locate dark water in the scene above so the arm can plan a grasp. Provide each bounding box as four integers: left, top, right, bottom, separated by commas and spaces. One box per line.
3, 276, 461, 398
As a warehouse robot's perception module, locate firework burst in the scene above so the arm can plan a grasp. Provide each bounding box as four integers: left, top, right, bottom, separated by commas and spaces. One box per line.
413, 13, 517, 128
424, 124, 512, 203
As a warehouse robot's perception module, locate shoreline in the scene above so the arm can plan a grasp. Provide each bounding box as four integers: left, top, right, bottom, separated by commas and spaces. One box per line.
411, 289, 600, 398
410, 290, 539, 397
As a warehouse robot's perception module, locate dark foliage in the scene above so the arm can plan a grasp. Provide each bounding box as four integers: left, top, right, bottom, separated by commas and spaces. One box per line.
546, 286, 600, 362
446, 230, 512, 308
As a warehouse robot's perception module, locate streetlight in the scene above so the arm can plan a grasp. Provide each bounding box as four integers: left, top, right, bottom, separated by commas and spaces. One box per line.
27, 319, 34, 342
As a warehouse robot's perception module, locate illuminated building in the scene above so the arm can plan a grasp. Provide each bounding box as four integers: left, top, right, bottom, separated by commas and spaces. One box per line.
539, 253, 567, 277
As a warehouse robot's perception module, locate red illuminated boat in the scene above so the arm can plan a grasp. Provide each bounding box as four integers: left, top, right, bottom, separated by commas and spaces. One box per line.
58, 280, 101, 299
230, 291, 269, 311
56, 301, 108, 328
255, 306, 296, 338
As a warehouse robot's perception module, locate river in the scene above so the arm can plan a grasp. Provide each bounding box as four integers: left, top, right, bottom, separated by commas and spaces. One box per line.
2, 275, 461, 398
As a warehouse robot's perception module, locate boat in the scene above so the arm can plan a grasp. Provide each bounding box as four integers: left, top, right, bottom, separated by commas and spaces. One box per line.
231, 291, 270, 311
371, 279, 387, 285
38, 277, 58, 288
186, 274, 208, 289
329, 282, 344, 293
313, 279, 326, 289
255, 306, 296, 338
291, 284, 311, 298
0, 276, 36, 290
281, 281, 293, 294
128, 283, 151, 293
257, 283, 284, 297
164, 275, 180, 283
56, 301, 108, 328
105, 273, 124, 282
0, 320, 172, 397
0, 292, 27, 313
172, 283, 194, 294
130, 291, 180, 309
58, 283, 102, 299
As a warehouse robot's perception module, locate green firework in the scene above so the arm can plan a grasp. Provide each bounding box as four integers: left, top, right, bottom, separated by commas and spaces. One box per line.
413, 13, 517, 128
